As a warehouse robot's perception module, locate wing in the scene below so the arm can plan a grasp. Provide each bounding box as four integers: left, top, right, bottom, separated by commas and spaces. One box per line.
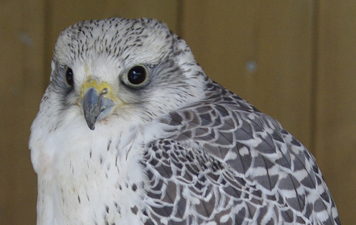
140, 81, 340, 225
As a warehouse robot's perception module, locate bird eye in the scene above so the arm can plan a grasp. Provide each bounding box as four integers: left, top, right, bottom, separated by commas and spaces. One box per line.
65, 67, 74, 87
126, 65, 148, 86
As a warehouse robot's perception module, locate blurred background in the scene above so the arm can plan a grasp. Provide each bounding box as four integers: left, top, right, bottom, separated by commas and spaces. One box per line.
1, 0, 355, 224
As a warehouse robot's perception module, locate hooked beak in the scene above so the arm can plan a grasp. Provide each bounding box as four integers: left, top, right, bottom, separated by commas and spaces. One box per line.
81, 81, 118, 130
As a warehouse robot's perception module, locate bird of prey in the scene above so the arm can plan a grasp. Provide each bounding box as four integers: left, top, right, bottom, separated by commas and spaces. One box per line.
30, 17, 340, 225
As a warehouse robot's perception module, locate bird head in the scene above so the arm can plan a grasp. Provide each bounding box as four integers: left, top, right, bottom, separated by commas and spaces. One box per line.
45, 18, 206, 131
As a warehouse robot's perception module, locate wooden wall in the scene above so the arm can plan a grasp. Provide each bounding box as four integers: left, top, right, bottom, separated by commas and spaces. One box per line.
1, 1, 354, 224
1, 0, 45, 224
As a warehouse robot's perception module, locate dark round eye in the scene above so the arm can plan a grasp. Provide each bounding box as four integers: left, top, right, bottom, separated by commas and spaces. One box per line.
65, 67, 74, 87
127, 65, 147, 85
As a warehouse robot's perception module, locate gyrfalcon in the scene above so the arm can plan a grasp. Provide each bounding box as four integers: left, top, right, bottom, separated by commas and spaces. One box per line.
30, 17, 341, 225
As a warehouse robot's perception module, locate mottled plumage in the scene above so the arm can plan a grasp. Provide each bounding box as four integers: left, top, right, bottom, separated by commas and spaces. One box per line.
30, 17, 340, 225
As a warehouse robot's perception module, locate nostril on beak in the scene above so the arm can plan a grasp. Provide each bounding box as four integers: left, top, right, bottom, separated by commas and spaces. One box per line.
100, 88, 108, 95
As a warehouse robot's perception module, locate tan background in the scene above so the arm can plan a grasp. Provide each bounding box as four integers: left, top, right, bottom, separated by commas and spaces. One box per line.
1, 0, 355, 224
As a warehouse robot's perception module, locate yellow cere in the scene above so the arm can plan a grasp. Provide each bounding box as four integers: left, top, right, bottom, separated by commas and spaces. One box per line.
80, 80, 123, 105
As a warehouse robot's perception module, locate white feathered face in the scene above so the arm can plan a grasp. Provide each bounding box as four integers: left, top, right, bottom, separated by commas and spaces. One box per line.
47, 18, 206, 130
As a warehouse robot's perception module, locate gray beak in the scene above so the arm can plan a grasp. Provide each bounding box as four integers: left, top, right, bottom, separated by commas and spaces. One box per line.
81, 87, 115, 130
